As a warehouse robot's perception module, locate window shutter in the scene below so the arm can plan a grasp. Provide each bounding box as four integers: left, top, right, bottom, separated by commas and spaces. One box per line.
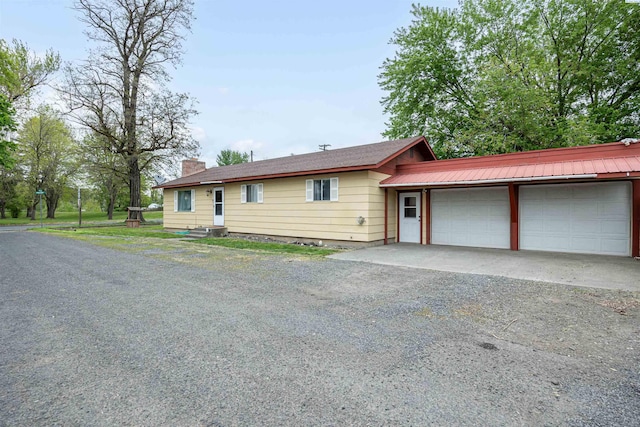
257, 183, 263, 203
174, 191, 178, 212
306, 180, 313, 201
190, 189, 196, 212
330, 177, 339, 201
241, 185, 247, 203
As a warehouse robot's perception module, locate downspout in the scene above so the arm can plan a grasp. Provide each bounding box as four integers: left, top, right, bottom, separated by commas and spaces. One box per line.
633, 180, 640, 258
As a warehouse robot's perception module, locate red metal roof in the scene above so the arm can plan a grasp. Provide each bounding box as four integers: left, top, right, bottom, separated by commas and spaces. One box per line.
381, 142, 640, 187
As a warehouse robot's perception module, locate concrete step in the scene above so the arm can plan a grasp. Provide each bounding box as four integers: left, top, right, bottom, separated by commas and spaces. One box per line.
183, 227, 227, 239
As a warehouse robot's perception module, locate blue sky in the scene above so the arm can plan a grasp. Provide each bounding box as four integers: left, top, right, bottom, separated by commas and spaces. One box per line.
0, 0, 459, 168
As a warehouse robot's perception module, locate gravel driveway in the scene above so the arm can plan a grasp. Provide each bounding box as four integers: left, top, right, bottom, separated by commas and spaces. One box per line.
1, 232, 639, 426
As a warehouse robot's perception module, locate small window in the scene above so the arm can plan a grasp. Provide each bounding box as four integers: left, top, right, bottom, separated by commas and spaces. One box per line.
174, 189, 195, 212
241, 183, 263, 203
306, 178, 338, 201
404, 196, 417, 218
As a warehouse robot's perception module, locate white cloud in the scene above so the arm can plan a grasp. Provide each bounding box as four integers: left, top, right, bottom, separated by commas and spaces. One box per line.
190, 126, 207, 142
216, 87, 230, 95
230, 138, 264, 154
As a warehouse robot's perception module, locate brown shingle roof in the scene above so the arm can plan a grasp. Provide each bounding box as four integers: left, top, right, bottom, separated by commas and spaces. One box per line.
159, 136, 430, 188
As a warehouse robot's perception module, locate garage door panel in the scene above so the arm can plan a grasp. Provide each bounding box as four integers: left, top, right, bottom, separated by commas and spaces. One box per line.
572, 219, 600, 234
602, 220, 629, 235
601, 202, 629, 217
546, 204, 571, 217
545, 219, 570, 233
549, 188, 571, 199
520, 182, 631, 256
522, 223, 543, 233
571, 237, 598, 251
431, 187, 510, 249
572, 201, 597, 217
601, 239, 630, 254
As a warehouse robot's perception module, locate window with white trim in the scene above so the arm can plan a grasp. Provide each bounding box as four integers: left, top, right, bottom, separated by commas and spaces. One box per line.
241, 183, 263, 203
174, 189, 195, 212
306, 178, 338, 201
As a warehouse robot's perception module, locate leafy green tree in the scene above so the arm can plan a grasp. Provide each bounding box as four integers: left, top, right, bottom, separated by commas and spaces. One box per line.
379, 0, 640, 158
0, 164, 21, 218
0, 39, 60, 176
0, 94, 17, 168
18, 106, 78, 219
61, 0, 199, 221
216, 149, 250, 166
0, 39, 61, 105
81, 132, 129, 219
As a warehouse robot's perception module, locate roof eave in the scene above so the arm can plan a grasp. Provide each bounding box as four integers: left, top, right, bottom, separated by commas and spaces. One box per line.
380, 173, 600, 187
155, 165, 378, 189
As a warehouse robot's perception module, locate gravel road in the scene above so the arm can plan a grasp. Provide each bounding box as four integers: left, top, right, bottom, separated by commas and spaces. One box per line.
1, 232, 639, 426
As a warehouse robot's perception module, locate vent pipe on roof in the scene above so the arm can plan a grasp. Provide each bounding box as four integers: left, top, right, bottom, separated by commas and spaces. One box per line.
620, 138, 640, 146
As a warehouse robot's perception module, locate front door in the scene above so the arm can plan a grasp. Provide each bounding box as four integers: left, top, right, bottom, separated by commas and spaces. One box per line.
399, 192, 421, 243
213, 187, 224, 226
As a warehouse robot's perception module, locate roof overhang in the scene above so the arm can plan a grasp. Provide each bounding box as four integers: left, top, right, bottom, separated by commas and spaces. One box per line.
157, 165, 378, 189
380, 174, 600, 187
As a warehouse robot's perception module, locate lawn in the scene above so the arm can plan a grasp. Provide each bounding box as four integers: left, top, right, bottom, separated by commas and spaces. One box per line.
0, 210, 163, 226
192, 237, 340, 256
39, 224, 181, 239
37, 225, 341, 256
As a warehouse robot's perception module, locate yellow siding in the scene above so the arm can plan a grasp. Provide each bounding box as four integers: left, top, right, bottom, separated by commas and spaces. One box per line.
162, 187, 214, 229
163, 170, 394, 242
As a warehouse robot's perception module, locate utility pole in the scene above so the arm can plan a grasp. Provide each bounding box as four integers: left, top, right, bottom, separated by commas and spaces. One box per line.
319, 144, 331, 151
78, 188, 82, 227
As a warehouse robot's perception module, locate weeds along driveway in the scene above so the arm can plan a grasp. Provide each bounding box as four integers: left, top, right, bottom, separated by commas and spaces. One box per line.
1, 232, 639, 426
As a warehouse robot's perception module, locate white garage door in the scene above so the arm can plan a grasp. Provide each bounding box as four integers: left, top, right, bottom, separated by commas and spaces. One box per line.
520, 182, 631, 256
431, 187, 510, 249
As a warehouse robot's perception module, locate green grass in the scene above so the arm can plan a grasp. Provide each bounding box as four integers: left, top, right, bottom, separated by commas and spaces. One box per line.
0, 210, 163, 225
37, 223, 341, 256
191, 237, 340, 256
39, 224, 181, 239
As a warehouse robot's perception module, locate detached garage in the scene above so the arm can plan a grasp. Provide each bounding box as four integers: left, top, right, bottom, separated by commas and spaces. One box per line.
381, 140, 640, 257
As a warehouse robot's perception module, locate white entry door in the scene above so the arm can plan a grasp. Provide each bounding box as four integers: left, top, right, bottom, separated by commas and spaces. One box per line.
399, 192, 421, 243
213, 187, 224, 226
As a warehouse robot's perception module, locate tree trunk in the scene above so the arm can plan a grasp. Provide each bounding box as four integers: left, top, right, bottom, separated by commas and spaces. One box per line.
0, 203, 5, 219
107, 187, 116, 220
28, 202, 37, 220
46, 198, 59, 219
128, 156, 144, 221
46, 192, 59, 219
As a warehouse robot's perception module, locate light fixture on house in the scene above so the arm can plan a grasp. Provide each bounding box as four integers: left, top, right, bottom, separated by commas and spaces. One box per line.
206, 188, 213, 196
356, 216, 366, 225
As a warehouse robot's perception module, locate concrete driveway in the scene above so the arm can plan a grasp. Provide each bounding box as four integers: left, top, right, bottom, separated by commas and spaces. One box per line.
329, 243, 640, 291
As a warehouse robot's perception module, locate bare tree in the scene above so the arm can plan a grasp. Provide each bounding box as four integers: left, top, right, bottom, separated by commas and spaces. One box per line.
60, 0, 199, 220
